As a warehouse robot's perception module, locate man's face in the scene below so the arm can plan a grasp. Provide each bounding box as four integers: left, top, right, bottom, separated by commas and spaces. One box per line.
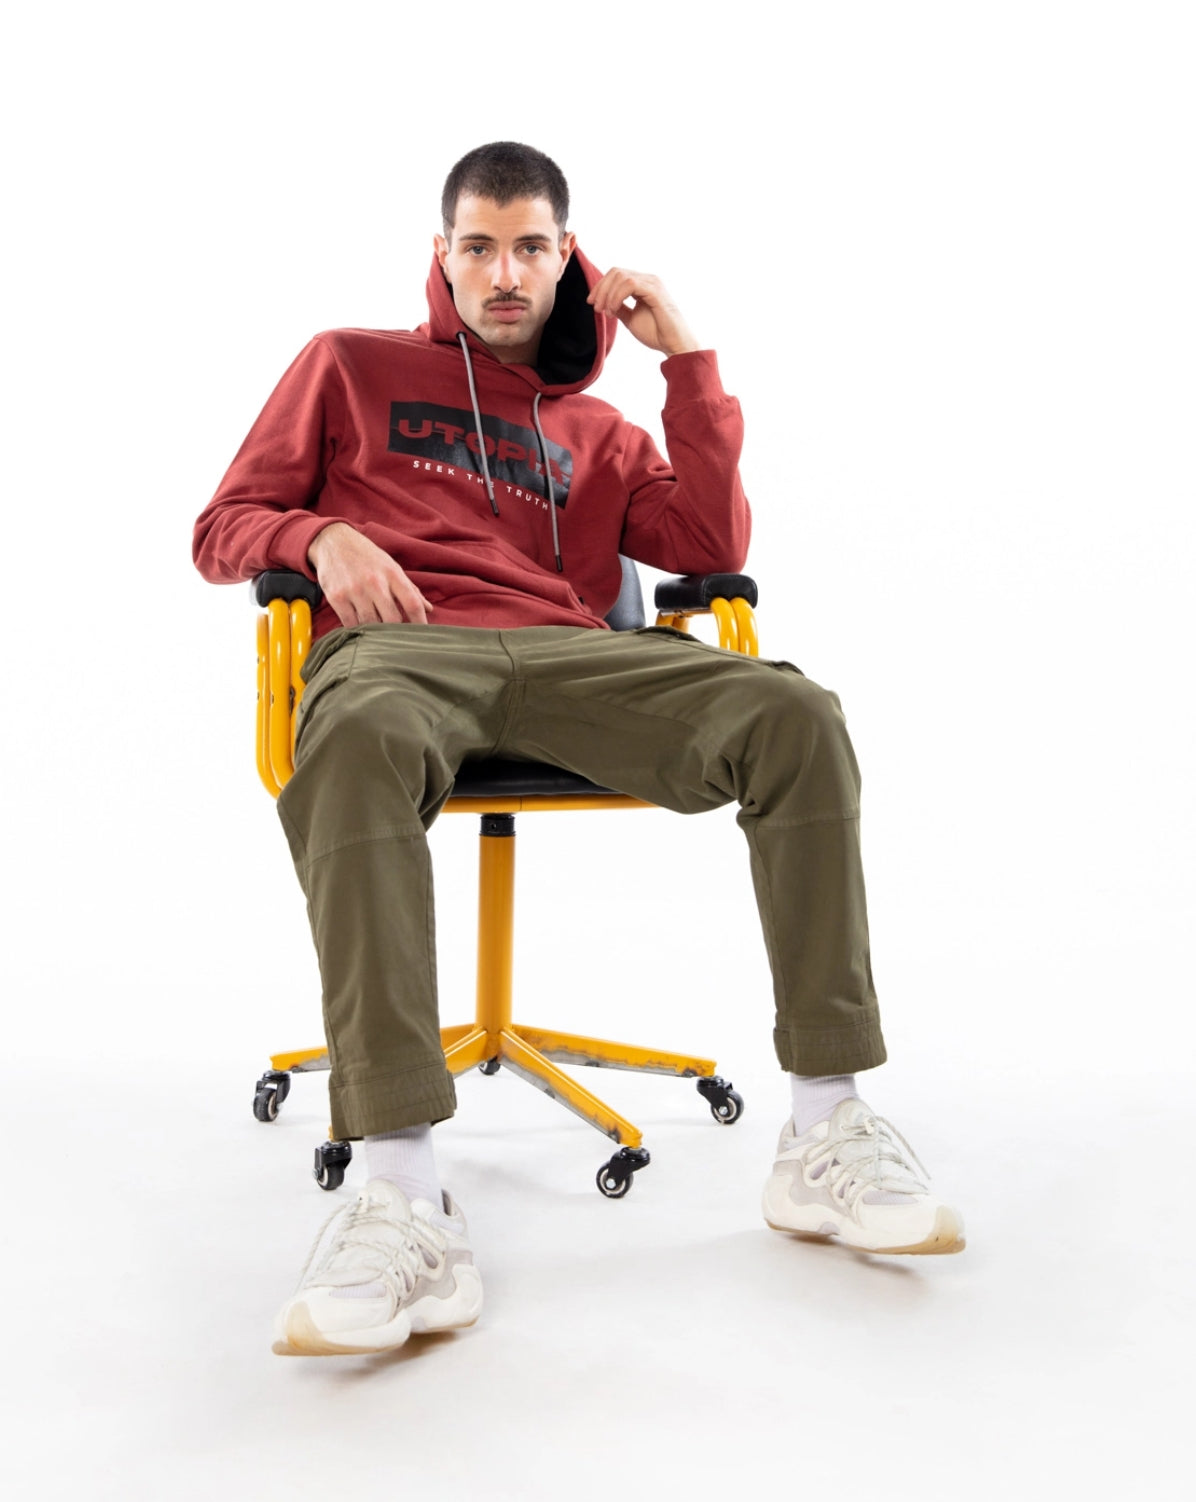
436, 195, 576, 366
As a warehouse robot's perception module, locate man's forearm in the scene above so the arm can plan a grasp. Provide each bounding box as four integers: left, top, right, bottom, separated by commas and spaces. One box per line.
620, 349, 751, 576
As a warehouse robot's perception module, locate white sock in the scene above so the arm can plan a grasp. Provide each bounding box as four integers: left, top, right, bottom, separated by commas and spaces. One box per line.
788, 1073, 858, 1135
364, 1124, 443, 1208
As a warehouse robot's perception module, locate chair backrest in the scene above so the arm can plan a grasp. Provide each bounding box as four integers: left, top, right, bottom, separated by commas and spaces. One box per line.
605, 556, 645, 631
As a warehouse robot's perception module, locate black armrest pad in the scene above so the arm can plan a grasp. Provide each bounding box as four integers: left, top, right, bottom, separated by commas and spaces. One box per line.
654, 573, 759, 610
252, 568, 755, 614
252, 571, 325, 608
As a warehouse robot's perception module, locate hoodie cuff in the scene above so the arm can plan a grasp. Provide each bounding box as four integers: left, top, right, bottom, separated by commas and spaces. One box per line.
268, 512, 346, 576
659, 348, 724, 401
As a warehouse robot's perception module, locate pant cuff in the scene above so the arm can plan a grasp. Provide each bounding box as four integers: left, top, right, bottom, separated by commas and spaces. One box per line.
329, 1059, 458, 1140
773, 1013, 888, 1076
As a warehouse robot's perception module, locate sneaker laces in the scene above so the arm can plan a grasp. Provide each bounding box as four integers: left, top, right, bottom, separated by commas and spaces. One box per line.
805, 1110, 930, 1211
292, 1189, 446, 1299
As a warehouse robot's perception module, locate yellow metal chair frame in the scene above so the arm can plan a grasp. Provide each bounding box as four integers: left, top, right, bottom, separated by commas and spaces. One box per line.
252, 572, 759, 1197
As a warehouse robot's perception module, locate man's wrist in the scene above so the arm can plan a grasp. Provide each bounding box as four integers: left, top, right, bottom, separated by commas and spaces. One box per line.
307, 521, 350, 569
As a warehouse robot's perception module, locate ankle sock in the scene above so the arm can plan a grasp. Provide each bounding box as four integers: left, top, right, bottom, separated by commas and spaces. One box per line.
788, 1073, 858, 1135
364, 1124, 443, 1207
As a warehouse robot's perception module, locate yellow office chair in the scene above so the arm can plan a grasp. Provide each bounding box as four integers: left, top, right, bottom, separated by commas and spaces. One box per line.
251, 560, 760, 1197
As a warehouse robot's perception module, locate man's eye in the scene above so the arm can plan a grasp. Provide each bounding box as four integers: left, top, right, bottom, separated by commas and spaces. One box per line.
522, 245, 543, 256
465, 245, 488, 256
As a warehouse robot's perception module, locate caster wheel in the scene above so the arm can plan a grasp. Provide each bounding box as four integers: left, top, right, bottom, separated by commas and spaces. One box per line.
478, 1058, 501, 1076
596, 1146, 650, 1199
252, 1070, 292, 1122
710, 1090, 744, 1125
596, 1167, 631, 1198
314, 1140, 353, 1192
697, 1075, 745, 1125
252, 1086, 280, 1123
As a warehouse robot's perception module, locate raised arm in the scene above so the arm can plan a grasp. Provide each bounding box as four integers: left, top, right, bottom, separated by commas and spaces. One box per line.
588, 269, 749, 574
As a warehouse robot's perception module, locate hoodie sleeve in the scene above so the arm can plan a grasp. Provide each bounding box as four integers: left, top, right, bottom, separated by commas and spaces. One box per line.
617, 349, 751, 575
192, 337, 353, 582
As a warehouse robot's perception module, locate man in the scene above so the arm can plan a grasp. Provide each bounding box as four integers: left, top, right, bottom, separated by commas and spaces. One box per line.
195, 142, 964, 1359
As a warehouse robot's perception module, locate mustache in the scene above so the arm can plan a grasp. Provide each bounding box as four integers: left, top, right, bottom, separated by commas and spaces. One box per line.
483, 294, 531, 309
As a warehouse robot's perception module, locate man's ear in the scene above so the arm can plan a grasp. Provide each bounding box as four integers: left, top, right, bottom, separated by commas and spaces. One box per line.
434, 233, 450, 279
557, 230, 577, 280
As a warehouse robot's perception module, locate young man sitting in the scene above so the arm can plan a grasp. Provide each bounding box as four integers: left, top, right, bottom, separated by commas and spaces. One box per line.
194, 141, 964, 1359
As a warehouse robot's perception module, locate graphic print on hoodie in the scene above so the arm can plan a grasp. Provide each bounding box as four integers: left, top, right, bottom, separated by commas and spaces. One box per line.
387, 402, 573, 507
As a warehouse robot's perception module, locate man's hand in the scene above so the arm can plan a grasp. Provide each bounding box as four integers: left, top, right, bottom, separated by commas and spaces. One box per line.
587, 269, 700, 357
307, 522, 432, 626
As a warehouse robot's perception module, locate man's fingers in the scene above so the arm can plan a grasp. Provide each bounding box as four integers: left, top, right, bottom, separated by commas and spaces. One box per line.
393, 586, 429, 625
590, 268, 662, 314
588, 268, 640, 317
352, 585, 429, 626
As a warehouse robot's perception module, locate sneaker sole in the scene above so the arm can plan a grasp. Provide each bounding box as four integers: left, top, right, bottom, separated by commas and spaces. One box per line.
764, 1203, 966, 1256
273, 1268, 484, 1356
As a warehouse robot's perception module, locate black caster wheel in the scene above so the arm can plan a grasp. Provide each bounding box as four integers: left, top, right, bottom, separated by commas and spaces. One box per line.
697, 1075, 744, 1125
252, 1070, 292, 1122
478, 1058, 501, 1076
314, 1139, 353, 1191
596, 1146, 650, 1199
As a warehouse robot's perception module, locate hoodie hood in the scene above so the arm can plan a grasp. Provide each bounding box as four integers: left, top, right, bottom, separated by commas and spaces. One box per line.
423, 244, 618, 394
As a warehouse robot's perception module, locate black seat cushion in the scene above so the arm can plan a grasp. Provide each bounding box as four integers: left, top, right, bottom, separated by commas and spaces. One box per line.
451, 758, 622, 799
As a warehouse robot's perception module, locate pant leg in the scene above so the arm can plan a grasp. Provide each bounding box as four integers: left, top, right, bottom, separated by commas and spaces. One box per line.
275, 624, 518, 1139
497, 627, 887, 1076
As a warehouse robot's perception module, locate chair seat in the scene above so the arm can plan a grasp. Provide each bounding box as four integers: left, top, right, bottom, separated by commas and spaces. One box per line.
451, 758, 621, 800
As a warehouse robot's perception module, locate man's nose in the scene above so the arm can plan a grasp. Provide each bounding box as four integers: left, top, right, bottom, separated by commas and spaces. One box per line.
491, 252, 520, 290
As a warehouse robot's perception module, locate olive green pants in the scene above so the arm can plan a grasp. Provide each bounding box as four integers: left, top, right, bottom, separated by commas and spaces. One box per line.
276, 624, 886, 1139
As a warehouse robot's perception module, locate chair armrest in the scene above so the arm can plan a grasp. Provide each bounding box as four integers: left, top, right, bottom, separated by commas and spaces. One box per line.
254, 572, 320, 798
252, 570, 324, 608
653, 573, 758, 611
254, 568, 758, 613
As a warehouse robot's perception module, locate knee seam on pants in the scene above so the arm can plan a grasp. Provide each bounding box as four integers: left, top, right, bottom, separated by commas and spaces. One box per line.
303, 823, 428, 866
747, 808, 861, 831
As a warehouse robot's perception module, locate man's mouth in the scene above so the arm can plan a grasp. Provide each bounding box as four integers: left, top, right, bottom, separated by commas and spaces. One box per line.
485, 299, 529, 323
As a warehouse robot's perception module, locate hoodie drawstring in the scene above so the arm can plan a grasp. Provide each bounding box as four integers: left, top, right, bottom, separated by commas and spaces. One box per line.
531, 391, 563, 573
458, 333, 499, 516
458, 331, 564, 572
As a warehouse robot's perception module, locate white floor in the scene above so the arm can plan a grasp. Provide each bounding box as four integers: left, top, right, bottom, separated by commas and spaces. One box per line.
5, 1044, 1190, 1501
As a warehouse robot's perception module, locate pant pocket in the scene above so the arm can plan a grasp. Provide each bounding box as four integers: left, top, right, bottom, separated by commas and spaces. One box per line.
294, 632, 362, 747
301, 626, 364, 684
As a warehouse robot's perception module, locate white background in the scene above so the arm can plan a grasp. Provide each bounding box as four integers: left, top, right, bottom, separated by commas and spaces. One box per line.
3, 2, 1193, 1497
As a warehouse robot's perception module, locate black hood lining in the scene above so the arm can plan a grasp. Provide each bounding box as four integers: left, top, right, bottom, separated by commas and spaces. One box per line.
535, 257, 599, 386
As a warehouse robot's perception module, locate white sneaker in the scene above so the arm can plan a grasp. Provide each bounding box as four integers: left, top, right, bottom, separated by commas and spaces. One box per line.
762, 1098, 965, 1255
273, 1178, 483, 1356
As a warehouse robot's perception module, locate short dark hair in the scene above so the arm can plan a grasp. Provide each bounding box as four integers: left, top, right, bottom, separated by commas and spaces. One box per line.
441, 142, 570, 237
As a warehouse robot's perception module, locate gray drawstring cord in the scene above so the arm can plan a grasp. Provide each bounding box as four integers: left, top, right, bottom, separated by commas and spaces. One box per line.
458, 331, 561, 570
531, 391, 563, 572
458, 333, 499, 515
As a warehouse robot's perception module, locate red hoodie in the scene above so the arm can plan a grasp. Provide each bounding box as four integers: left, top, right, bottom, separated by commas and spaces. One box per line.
193, 247, 750, 638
